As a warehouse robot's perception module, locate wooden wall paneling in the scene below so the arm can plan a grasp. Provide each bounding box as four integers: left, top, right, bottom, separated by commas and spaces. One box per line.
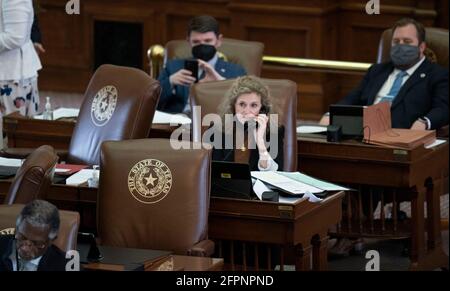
38, 0, 91, 93
339, 0, 438, 62
84, 1, 158, 73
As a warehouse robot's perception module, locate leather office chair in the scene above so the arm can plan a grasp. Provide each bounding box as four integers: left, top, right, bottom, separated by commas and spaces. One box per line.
377, 27, 449, 67
165, 38, 265, 76
0, 204, 80, 252
3, 145, 58, 205
190, 78, 298, 172
98, 138, 214, 256
1, 64, 161, 165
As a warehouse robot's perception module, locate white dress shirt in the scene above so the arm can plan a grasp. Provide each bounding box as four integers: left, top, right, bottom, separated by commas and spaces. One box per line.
374, 56, 426, 104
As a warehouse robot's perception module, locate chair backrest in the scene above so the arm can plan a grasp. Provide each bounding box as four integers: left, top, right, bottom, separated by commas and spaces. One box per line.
67, 64, 161, 166
190, 78, 298, 172
165, 38, 265, 76
4, 145, 58, 205
0, 204, 80, 252
98, 138, 212, 255
377, 27, 449, 67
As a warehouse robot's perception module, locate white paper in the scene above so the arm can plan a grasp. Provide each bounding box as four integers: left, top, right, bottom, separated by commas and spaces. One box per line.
253, 179, 322, 204
278, 171, 349, 192
55, 168, 70, 173
66, 169, 100, 186
251, 171, 323, 194
152, 110, 191, 124
253, 179, 270, 200
425, 139, 447, 149
0, 157, 23, 167
296, 125, 327, 134
34, 107, 79, 120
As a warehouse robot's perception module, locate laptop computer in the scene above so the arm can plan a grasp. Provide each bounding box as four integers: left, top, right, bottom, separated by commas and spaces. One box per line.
211, 161, 254, 200
330, 104, 366, 140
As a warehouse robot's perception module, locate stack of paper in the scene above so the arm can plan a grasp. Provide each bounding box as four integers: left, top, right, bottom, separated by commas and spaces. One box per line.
152, 110, 191, 124
0, 157, 23, 167
251, 171, 349, 197
66, 169, 100, 186
34, 108, 79, 120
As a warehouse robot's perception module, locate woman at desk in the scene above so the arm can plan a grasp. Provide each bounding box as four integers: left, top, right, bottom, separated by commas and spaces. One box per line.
0, 0, 42, 119
211, 76, 284, 171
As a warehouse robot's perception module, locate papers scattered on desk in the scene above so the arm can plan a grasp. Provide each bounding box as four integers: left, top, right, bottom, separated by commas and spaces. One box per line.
152, 110, 191, 124
425, 139, 447, 149
296, 125, 327, 134
251, 171, 349, 196
277, 172, 349, 192
0, 157, 23, 167
252, 179, 323, 204
66, 169, 99, 186
251, 171, 324, 195
34, 108, 79, 120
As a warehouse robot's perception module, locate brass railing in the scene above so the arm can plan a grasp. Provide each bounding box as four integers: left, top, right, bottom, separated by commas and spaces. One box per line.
147, 44, 372, 79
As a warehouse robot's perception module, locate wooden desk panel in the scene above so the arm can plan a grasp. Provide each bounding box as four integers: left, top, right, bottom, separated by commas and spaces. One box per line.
297, 134, 449, 271
2, 113, 179, 149
84, 255, 223, 271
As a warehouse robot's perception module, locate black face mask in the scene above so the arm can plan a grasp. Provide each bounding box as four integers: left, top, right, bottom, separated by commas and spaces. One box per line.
192, 44, 216, 62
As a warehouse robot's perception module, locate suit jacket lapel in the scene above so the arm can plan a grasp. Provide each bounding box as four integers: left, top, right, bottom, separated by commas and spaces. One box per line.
215, 59, 227, 77
368, 64, 394, 105
392, 59, 430, 108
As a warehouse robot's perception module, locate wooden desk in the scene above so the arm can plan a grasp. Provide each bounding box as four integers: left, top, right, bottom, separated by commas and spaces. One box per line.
84, 255, 223, 271
2, 112, 178, 149
0, 179, 343, 271
297, 134, 449, 271
209, 193, 344, 271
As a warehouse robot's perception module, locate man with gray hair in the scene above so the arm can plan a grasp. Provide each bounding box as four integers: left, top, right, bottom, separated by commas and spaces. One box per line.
0, 200, 68, 271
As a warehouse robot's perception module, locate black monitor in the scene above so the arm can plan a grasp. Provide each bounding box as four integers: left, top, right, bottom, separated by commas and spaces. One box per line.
329, 104, 365, 139
211, 161, 254, 200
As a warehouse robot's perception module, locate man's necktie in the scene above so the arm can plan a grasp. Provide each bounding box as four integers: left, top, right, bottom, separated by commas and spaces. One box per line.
378, 70, 408, 104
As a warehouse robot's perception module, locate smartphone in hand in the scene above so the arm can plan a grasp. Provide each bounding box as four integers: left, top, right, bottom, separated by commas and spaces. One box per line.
184, 59, 199, 83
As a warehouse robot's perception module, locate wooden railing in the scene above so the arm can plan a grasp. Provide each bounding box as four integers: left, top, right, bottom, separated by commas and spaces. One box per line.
147, 44, 372, 79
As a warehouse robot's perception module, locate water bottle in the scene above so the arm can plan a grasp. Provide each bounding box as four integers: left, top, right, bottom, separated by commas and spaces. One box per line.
43, 96, 53, 120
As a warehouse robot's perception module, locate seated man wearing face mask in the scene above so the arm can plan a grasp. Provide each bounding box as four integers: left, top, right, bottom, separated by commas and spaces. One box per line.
157, 15, 247, 114
319, 18, 448, 130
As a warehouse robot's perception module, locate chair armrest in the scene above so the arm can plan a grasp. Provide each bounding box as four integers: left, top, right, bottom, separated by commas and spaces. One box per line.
187, 239, 215, 257
0, 148, 35, 159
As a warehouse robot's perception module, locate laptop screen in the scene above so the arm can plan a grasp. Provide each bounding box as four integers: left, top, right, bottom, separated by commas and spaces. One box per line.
330, 104, 365, 138
211, 161, 253, 200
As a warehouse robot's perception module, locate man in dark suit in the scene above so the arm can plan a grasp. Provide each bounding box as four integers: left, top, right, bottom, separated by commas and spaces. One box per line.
0, 200, 68, 271
157, 15, 247, 113
320, 18, 448, 130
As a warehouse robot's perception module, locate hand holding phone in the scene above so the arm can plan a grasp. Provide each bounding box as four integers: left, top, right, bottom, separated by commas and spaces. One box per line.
184, 59, 199, 83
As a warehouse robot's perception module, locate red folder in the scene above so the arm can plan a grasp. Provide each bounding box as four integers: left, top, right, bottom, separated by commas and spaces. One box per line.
55, 164, 88, 176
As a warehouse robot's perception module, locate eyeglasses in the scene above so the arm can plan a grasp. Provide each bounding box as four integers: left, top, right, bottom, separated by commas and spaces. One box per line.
15, 232, 48, 249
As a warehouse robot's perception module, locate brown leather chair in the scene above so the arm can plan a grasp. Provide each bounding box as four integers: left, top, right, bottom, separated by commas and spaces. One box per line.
0, 204, 80, 252
165, 38, 265, 76
190, 78, 298, 171
3, 145, 58, 205
98, 138, 214, 256
377, 27, 449, 67
67, 64, 161, 165
1, 64, 161, 166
